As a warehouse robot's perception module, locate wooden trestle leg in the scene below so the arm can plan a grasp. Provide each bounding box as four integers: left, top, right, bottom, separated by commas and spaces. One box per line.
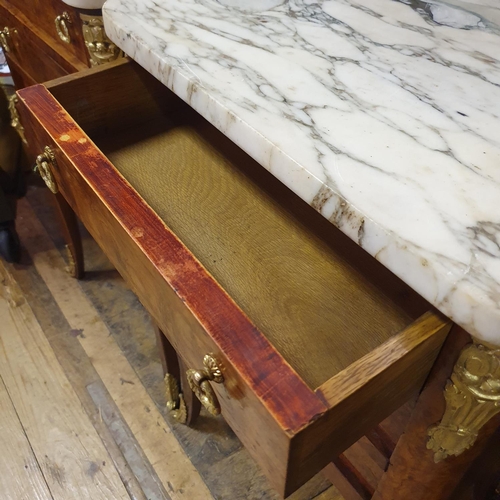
154, 323, 201, 426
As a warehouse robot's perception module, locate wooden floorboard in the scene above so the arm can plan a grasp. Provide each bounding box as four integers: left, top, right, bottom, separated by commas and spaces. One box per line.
0, 375, 53, 500
314, 487, 345, 500
0, 263, 130, 500
2, 230, 149, 500
0, 184, 344, 500
86, 380, 171, 500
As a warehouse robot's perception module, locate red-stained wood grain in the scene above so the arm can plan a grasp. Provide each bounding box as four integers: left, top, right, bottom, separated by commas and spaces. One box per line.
17, 83, 326, 432
17, 83, 328, 496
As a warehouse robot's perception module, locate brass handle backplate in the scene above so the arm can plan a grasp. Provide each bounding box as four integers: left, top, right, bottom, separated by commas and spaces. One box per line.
0, 27, 16, 53
55, 12, 72, 44
35, 146, 59, 194
186, 354, 224, 416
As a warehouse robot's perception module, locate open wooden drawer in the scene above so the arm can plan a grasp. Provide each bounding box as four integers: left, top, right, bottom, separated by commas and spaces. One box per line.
16, 59, 451, 497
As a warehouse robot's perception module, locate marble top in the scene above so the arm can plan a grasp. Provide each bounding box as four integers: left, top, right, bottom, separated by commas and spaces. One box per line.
102, 0, 500, 345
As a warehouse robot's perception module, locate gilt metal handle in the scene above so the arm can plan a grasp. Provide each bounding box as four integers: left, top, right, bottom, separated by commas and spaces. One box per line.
34, 146, 59, 194
186, 354, 224, 416
0, 27, 16, 53
55, 12, 71, 44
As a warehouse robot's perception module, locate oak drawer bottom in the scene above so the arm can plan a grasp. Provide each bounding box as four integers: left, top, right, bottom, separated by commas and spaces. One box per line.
100, 116, 427, 390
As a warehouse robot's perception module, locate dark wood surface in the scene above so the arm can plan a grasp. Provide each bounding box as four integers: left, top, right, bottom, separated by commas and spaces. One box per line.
365, 426, 396, 460
2, 0, 89, 65
452, 426, 500, 500
34, 0, 89, 64
3, 52, 36, 89
0, 1, 87, 82
322, 419, 407, 500
330, 456, 373, 499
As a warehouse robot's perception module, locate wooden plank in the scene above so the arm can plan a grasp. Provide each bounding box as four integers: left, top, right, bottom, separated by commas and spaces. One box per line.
330, 456, 371, 500
0, 374, 53, 500
15, 198, 213, 500
365, 400, 416, 459
312, 485, 344, 500
86, 381, 171, 500
0, 264, 130, 500
318, 313, 451, 408
365, 426, 395, 460
322, 463, 363, 500
342, 437, 386, 492
322, 436, 386, 500
3, 226, 149, 500
378, 400, 416, 446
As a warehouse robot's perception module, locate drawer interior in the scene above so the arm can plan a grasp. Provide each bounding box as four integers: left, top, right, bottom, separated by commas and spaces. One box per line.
48, 62, 430, 389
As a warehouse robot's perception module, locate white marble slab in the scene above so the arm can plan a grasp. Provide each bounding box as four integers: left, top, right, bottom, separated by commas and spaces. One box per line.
102, 0, 500, 345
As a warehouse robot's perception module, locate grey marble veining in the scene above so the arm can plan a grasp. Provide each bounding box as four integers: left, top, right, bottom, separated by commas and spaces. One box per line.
102, 0, 500, 344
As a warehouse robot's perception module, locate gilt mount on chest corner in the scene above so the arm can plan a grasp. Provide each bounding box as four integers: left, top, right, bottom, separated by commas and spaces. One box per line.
80, 14, 124, 66
427, 340, 500, 462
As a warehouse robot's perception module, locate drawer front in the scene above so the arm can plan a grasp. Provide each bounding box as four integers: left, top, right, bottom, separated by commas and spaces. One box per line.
0, 1, 87, 84
3, 0, 88, 64
34, 0, 89, 64
17, 79, 325, 497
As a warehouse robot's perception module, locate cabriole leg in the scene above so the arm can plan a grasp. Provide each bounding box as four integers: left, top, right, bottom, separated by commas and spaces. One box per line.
154, 323, 201, 426
52, 192, 84, 279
